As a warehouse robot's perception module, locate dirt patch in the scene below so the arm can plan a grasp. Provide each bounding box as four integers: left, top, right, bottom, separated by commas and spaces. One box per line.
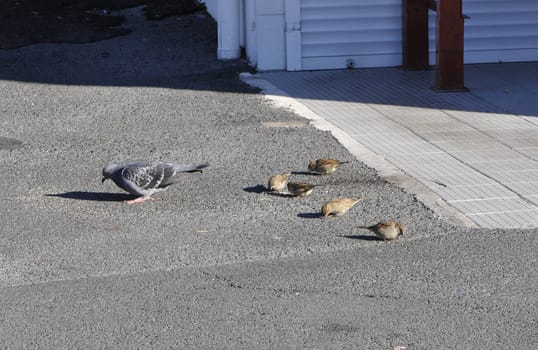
0, 0, 206, 49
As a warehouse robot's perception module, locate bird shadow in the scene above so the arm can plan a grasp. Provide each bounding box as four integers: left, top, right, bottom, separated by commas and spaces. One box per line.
242, 185, 293, 197
290, 171, 318, 176
45, 191, 136, 202
267, 191, 293, 198
340, 234, 382, 241
243, 185, 268, 194
297, 212, 323, 219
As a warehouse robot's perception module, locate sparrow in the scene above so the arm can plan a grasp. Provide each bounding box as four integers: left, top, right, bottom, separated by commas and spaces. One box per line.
308, 158, 350, 175
267, 172, 291, 193
287, 181, 318, 197
358, 221, 406, 241
102, 161, 208, 204
321, 197, 366, 217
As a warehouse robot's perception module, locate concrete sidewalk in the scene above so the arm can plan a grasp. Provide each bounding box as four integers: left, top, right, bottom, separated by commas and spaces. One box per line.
244, 63, 538, 229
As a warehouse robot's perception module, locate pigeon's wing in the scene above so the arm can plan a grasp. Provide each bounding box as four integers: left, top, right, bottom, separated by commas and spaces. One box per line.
158, 162, 181, 187
121, 162, 167, 191
174, 163, 209, 172
159, 162, 209, 186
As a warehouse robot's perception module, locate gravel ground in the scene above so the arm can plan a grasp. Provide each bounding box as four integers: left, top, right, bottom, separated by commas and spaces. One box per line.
0, 7, 536, 349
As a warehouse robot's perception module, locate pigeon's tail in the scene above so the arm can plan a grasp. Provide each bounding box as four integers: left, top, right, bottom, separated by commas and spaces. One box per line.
174, 163, 209, 173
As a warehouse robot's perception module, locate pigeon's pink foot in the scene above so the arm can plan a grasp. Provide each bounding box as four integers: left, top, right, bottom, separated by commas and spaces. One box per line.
124, 196, 154, 204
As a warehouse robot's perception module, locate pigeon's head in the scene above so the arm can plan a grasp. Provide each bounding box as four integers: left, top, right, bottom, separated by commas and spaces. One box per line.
102, 164, 121, 183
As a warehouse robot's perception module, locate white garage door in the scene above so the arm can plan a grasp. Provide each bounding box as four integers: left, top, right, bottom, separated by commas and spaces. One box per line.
285, 0, 538, 71
460, 0, 538, 64
286, 0, 402, 70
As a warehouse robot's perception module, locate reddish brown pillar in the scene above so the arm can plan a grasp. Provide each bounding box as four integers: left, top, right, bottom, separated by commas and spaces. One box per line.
402, 0, 429, 70
435, 0, 467, 91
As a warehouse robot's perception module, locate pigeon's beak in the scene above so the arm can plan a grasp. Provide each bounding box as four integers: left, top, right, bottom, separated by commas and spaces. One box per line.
101, 177, 107, 183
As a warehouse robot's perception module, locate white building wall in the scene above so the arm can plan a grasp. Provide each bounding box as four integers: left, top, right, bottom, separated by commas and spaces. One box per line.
255, 0, 286, 70
217, 0, 241, 59
245, 0, 257, 66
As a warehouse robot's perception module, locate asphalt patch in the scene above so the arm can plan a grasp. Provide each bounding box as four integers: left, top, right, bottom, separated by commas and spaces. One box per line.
0, 136, 24, 150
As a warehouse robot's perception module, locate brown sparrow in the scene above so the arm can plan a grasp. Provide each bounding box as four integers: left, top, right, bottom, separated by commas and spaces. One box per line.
308, 158, 350, 175
321, 197, 365, 217
358, 221, 406, 241
267, 172, 291, 193
287, 182, 318, 197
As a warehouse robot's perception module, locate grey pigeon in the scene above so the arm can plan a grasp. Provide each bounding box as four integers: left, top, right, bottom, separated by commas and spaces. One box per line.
102, 161, 208, 204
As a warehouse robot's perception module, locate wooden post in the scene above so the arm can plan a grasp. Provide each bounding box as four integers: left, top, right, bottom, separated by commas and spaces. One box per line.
402, 0, 429, 70
435, 0, 467, 91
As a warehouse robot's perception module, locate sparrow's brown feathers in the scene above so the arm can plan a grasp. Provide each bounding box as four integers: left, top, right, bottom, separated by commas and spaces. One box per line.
321, 197, 365, 217
308, 158, 350, 175
358, 220, 406, 241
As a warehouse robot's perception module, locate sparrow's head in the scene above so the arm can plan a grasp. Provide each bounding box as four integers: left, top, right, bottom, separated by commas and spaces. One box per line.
397, 223, 407, 235
307, 160, 317, 172
321, 202, 332, 217
282, 172, 292, 180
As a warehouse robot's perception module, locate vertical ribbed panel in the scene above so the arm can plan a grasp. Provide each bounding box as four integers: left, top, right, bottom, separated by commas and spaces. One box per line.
298, 0, 538, 70
300, 0, 402, 70
427, 0, 538, 65
462, 0, 538, 63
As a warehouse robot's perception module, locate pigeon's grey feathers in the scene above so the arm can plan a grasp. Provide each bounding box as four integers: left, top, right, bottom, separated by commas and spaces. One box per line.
102, 161, 208, 200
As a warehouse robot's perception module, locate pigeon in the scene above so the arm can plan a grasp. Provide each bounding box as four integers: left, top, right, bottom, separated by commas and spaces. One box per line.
308, 158, 350, 175
287, 181, 318, 197
321, 197, 365, 217
102, 161, 208, 204
358, 221, 406, 241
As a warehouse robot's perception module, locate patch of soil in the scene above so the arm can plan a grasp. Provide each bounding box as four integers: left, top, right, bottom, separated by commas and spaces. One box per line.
0, 0, 206, 49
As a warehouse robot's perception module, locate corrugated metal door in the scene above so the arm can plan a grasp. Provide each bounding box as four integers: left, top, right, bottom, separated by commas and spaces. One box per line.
293, 0, 538, 71
461, 0, 538, 63
299, 0, 402, 70
428, 0, 538, 64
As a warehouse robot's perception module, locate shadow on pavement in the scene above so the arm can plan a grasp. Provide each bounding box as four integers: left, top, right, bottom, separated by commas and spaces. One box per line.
297, 212, 323, 219
290, 171, 318, 176
46, 191, 135, 202
242, 185, 267, 194
340, 234, 381, 241
0, 3, 255, 94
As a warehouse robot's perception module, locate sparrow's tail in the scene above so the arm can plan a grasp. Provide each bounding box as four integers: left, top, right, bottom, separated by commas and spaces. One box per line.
339, 161, 351, 164
175, 163, 209, 173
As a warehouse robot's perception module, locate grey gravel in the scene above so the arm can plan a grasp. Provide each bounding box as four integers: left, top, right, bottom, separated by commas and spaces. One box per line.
0, 7, 536, 349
